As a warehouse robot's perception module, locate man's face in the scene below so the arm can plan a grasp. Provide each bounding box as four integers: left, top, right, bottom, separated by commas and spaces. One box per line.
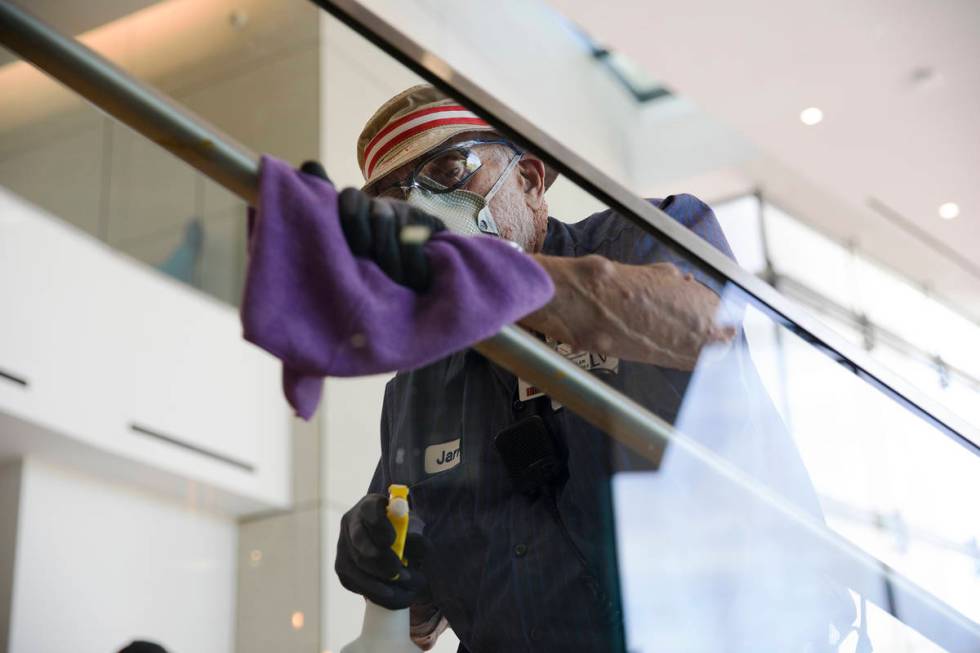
365, 132, 548, 251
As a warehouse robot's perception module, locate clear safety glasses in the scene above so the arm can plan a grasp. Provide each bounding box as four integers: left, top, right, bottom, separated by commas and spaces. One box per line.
370, 139, 523, 198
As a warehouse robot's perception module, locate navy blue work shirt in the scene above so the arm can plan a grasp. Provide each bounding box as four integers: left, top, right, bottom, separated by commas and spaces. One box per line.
368, 195, 735, 652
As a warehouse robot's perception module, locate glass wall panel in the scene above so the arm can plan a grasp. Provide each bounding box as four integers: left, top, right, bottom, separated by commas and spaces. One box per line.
854, 258, 935, 355
717, 190, 980, 444
0, 0, 319, 306
764, 202, 857, 312
311, 7, 980, 652
926, 299, 980, 382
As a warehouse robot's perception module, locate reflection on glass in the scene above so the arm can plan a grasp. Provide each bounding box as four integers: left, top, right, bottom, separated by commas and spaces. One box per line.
612, 282, 980, 652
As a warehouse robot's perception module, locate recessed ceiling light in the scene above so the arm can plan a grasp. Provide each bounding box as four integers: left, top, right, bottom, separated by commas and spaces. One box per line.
938, 202, 959, 220
800, 107, 824, 126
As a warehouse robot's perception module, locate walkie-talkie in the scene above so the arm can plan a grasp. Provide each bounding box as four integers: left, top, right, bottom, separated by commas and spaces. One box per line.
494, 415, 567, 496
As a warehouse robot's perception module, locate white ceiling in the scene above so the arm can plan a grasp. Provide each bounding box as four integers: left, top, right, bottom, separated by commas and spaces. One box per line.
549, 0, 980, 321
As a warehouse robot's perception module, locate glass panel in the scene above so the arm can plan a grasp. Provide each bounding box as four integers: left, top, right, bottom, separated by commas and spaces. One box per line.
311, 9, 980, 653
0, 0, 318, 306
943, 379, 980, 435
854, 257, 934, 354
713, 194, 767, 275
764, 202, 857, 312
926, 298, 980, 382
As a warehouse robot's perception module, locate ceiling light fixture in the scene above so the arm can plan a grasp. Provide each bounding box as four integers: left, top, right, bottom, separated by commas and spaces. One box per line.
938, 202, 959, 220
800, 107, 824, 126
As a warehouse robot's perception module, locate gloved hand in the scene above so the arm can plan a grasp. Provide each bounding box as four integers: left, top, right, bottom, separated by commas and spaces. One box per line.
335, 493, 433, 610
299, 161, 446, 292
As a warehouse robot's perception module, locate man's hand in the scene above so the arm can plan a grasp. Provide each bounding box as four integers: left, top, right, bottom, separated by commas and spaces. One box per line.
335, 494, 433, 610
299, 161, 445, 292
520, 255, 737, 370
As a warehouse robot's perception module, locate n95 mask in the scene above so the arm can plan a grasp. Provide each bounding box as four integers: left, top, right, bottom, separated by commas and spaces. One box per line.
405, 153, 521, 237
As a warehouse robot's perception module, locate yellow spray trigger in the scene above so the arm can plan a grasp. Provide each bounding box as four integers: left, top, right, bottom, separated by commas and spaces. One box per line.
387, 484, 410, 569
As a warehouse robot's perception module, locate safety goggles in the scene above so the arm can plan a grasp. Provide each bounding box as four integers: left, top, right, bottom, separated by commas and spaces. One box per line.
369, 139, 523, 198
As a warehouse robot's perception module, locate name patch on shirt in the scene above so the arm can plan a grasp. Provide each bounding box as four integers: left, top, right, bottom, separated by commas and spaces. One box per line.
424, 438, 461, 474
518, 340, 620, 402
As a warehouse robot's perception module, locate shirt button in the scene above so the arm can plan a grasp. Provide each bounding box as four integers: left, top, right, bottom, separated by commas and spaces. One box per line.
512, 399, 525, 411
513, 543, 528, 558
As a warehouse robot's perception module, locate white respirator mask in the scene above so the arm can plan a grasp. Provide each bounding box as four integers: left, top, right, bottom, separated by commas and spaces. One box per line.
404, 153, 521, 237
372, 139, 523, 238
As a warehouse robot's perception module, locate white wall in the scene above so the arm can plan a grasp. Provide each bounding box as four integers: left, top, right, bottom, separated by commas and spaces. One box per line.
0, 189, 291, 514
1, 4, 322, 651
7, 458, 237, 653
319, 375, 391, 651
0, 461, 21, 653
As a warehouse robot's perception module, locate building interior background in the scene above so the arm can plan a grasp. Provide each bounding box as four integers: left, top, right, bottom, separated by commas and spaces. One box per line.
0, 1, 977, 652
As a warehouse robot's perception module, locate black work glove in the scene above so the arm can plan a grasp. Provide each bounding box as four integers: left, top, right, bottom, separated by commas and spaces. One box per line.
335, 493, 433, 610
299, 161, 446, 292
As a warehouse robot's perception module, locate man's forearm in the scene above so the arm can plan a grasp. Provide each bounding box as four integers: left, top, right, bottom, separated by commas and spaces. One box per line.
520, 255, 735, 370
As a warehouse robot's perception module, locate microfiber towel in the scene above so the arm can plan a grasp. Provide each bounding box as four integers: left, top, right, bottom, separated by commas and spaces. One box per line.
241, 155, 555, 420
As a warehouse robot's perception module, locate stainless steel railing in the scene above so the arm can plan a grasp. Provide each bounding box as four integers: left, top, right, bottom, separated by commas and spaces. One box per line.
1, 1, 978, 649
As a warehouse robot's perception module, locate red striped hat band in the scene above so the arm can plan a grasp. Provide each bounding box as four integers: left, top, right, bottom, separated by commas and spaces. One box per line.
363, 104, 490, 179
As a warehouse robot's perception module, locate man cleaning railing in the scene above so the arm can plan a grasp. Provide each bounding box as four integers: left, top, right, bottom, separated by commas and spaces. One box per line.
262, 84, 849, 652
7, 2, 977, 649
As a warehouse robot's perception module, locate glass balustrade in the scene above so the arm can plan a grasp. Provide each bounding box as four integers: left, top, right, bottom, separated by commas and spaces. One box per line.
310, 3, 980, 651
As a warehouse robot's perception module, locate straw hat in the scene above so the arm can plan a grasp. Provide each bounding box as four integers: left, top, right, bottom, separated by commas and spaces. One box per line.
357, 84, 556, 190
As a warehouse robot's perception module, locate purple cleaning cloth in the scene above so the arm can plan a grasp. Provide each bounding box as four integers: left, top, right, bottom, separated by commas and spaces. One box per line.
241, 155, 555, 419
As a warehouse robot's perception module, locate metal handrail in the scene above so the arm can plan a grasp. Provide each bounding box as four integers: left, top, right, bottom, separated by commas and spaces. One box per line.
1, 1, 978, 649
309, 0, 980, 459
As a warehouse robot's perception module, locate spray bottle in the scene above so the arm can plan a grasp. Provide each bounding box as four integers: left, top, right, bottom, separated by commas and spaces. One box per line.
340, 484, 417, 653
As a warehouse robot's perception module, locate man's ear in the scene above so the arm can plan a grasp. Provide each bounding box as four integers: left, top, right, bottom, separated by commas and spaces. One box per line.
517, 155, 547, 210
